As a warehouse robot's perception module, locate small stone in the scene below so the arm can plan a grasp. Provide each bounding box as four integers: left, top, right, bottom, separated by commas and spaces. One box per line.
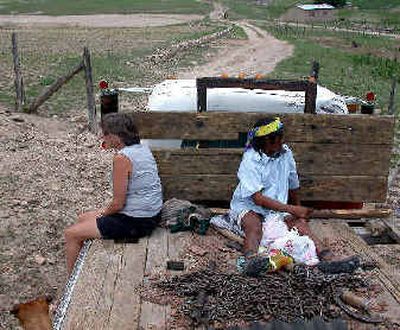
34, 255, 47, 265
11, 117, 25, 123
188, 245, 207, 256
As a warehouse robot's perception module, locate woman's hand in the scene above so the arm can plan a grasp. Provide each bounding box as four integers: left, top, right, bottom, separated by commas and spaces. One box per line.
288, 205, 312, 219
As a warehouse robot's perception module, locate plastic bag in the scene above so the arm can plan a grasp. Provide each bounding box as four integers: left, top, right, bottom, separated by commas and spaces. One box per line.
270, 228, 319, 266
259, 214, 290, 247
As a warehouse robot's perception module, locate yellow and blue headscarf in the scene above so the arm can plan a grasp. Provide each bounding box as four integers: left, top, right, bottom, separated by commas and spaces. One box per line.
245, 117, 284, 150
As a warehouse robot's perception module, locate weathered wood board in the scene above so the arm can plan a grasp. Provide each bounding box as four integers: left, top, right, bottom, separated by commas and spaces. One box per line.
160, 174, 387, 202
131, 112, 394, 203
132, 112, 394, 145
61, 229, 186, 330
62, 239, 148, 329
310, 220, 400, 327
153, 144, 391, 177
61, 226, 400, 329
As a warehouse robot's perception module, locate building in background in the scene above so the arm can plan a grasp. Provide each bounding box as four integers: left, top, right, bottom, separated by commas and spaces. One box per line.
281, 4, 336, 23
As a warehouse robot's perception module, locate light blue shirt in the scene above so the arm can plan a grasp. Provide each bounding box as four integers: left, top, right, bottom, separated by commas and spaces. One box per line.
118, 144, 163, 217
230, 144, 300, 217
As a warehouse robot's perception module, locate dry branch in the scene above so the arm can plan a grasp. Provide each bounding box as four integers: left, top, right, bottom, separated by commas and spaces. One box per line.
28, 61, 84, 113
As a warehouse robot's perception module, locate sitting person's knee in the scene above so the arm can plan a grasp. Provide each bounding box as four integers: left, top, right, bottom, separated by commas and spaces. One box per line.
242, 212, 262, 235
64, 226, 77, 241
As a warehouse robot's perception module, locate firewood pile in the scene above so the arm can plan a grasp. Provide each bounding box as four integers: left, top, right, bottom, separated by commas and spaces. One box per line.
151, 265, 369, 328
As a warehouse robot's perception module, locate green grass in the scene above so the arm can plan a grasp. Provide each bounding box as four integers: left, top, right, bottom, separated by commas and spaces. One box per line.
262, 24, 400, 113
266, 24, 400, 60
219, 0, 400, 31
0, 21, 233, 115
220, 0, 297, 20
231, 24, 248, 40
0, 0, 210, 15
350, 0, 400, 10
335, 0, 400, 29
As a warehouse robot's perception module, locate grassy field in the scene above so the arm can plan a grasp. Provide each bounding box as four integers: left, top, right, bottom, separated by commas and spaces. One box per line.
218, 0, 400, 31
0, 0, 210, 15
0, 20, 233, 115
220, 0, 297, 20
337, 0, 400, 29
262, 23, 400, 112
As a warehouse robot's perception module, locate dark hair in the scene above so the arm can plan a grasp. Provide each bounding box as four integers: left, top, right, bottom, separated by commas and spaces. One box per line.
251, 117, 283, 154
101, 113, 140, 146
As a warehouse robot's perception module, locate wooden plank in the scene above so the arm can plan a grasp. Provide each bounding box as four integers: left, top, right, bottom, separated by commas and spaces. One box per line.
311, 208, 392, 219
210, 207, 393, 219
11, 32, 25, 112
165, 231, 186, 329
63, 240, 115, 329
139, 228, 168, 329
304, 81, 317, 114
310, 221, 400, 327
196, 77, 309, 91
83, 47, 97, 133
153, 143, 391, 176
196, 78, 310, 112
132, 112, 395, 145
160, 174, 387, 202
106, 238, 148, 329
92, 243, 126, 328
197, 79, 207, 113
314, 221, 400, 304
388, 78, 397, 115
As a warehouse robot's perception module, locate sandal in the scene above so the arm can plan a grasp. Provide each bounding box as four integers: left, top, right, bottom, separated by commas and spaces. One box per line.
317, 255, 360, 274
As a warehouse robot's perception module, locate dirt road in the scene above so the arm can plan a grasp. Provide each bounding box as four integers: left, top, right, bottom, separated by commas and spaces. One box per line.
180, 22, 293, 78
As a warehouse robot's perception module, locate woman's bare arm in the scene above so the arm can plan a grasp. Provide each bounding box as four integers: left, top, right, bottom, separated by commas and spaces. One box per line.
99, 154, 131, 216
288, 188, 301, 206
252, 191, 311, 218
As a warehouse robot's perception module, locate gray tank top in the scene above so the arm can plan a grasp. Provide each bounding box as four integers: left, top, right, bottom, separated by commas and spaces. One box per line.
118, 144, 163, 217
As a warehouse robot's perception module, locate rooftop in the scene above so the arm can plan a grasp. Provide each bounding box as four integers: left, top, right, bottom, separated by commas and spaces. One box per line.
297, 4, 336, 10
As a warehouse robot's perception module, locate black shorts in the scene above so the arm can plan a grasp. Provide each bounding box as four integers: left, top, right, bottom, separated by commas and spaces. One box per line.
96, 213, 160, 240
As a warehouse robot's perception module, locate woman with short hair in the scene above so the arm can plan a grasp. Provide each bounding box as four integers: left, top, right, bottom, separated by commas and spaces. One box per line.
64, 113, 162, 274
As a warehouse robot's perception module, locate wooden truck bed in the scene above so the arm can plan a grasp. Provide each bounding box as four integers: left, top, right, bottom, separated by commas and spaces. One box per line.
55, 104, 397, 329
55, 221, 400, 329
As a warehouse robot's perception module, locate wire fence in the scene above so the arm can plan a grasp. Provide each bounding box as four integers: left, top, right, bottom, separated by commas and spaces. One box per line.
0, 20, 229, 116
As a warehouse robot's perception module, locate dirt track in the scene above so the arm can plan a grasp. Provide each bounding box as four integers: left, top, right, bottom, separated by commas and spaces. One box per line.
0, 14, 203, 28
180, 22, 293, 78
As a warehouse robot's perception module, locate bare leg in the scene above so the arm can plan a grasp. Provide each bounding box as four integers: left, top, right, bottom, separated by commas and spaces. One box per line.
64, 213, 101, 274
241, 211, 263, 255
77, 210, 102, 223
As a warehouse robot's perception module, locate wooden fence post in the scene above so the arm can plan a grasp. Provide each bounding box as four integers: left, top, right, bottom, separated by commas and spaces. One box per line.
83, 47, 97, 133
388, 77, 397, 115
12, 32, 25, 112
28, 61, 84, 113
304, 61, 319, 114
196, 79, 207, 112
